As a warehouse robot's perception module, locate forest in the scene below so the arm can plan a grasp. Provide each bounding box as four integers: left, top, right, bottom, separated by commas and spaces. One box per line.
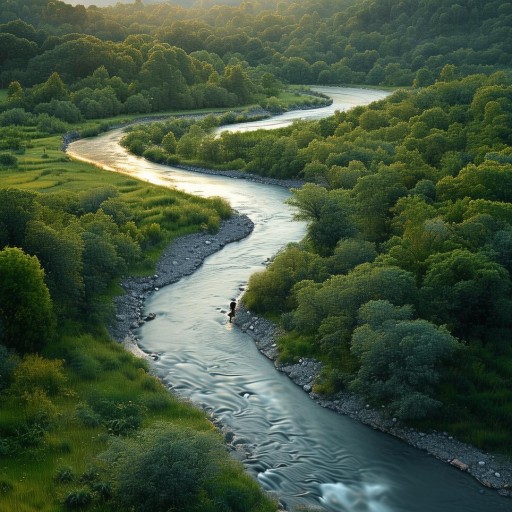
0, 0, 512, 510
123, 69, 512, 450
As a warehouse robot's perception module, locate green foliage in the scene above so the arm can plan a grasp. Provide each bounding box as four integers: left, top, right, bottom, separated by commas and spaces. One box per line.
243, 243, 327, 314
63, 489, 93, 510
0, 345, 19, 391
13, 354, 66, 396
102, 423, 224, 512
0, 247, 55, 353
0, 153, 17, 166
350, 300, 460, 419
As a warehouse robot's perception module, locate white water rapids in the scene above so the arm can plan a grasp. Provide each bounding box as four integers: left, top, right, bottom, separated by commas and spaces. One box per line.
67, 87, 511, 512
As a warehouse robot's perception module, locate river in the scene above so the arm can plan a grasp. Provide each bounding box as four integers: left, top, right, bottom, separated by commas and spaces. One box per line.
67, 87, 511, 512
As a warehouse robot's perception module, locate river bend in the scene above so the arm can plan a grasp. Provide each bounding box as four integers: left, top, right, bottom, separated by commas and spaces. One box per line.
67, 88, 511, 512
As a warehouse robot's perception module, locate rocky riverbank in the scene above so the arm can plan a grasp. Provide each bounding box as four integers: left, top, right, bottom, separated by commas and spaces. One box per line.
108, 212, 254, 346
234, 306, 512, 498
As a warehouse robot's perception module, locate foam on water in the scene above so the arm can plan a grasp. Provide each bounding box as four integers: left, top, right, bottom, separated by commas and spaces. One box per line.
320, 482, 392, 512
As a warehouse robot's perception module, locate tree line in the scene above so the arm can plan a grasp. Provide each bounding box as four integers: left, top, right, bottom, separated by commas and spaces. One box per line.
244, 72, 512, 450
1, 0, 511, 93
1, 0, 511, 125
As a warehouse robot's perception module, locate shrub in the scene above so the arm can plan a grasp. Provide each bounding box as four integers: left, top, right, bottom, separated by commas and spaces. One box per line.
63, 489, 93, 510
0, 108, 32, 126
55, 467, 74, 484
103, 423, 224, 512
75, 403, 101, 428
0, 153, 17, 167
13, 355, 67, 396
0, 480, 13, 496
142, 146, 167, 163
141, 222, 163, 247
91, 481, 112, 501
36, 113, 68, 134
22, 388, 58, 428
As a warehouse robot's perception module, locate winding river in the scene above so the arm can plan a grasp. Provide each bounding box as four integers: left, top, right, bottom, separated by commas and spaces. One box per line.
67, 87, 511, 512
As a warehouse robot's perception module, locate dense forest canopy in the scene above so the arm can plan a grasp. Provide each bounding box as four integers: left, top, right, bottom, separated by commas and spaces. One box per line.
0, 0, 511, 110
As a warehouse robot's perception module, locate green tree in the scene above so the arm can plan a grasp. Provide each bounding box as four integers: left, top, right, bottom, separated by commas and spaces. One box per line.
0, 247, 55, 353
30, 71, 68, 105
221, 64, 254, 104
287, 184, 357, 255
24, 220, 85, 316
420, 249, 511, 342
0, 188, 36, 247
350, 300, 460, 419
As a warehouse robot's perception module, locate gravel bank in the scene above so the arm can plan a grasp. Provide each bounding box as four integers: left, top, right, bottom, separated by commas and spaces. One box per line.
234, 306, 512, 498
108, 212, 254, 346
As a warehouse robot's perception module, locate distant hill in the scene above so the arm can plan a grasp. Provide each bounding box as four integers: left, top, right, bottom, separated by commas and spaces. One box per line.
63, 0, 244, 7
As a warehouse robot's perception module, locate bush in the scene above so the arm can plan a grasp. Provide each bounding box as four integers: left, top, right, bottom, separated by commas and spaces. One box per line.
34, 99, 82, 123
0, 108, 32, 126
64, 489, 93, 510
142, 146, 167, 163
22, 388, 58, 428
0, 480, 13, 496
103, 423, 224, 512
55, 467, 74, 484
36, 113, 68, 134
0, 153, 18, 167
75, 403, 101, 428
13, 355, 67, 396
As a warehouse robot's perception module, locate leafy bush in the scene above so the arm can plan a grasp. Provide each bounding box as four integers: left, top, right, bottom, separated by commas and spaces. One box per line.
63, 489, 93, 510
55, 467, 74, 484
0, 480, 13, 496
0, 153, 18, 167
34, 99, 82, 123
36, 113, 68, 134
13, 355, 67, 396
102, 423, 224, 512
22, 388, 58, 428
143, 146, 167, 163
75, 403, 102, 428
0, 108, 32, 126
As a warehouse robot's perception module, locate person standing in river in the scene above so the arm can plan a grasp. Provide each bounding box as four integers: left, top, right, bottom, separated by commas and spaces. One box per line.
228, 300, 236, 322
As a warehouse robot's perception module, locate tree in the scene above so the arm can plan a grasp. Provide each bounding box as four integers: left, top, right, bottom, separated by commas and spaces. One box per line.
0, 188, 36, 247
243, 243, 326, 313
420, 249, 512, 342
221, 64, 254, 104
287, 184, 357, 255
0, 247, 55, 353
30, 72, 68, 105
24, 220, 85, 316
292, 264, 417, 335
350, 300, 460, 419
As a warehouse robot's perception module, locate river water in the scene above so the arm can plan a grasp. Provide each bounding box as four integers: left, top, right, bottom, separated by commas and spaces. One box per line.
67, 88, 511, 512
